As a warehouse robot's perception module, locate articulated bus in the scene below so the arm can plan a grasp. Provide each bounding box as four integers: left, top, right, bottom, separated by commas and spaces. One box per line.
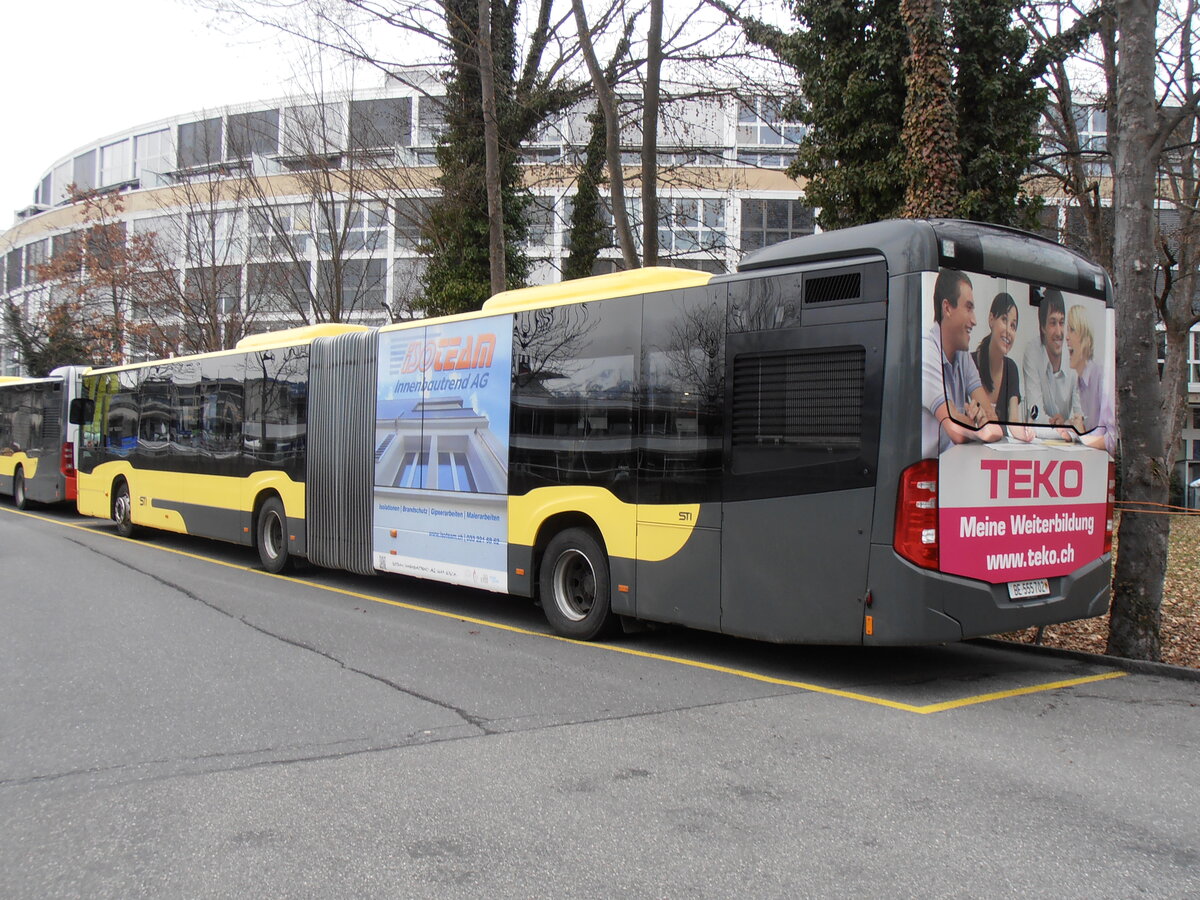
1, 366, 87, 508
72, 219, 1116, 644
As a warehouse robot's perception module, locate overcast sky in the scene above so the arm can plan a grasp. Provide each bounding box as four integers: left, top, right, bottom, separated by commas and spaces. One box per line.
0, 0, 313, 226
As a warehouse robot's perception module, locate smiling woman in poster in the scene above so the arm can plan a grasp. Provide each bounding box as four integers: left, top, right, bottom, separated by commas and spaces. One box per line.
970, 291, 1032, 442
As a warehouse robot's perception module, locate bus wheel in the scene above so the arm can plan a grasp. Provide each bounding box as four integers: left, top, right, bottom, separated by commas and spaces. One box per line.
256, 497, 292, 574
13, 468, 28, 509
540, 528, 616, 640
113, 481, 138, 538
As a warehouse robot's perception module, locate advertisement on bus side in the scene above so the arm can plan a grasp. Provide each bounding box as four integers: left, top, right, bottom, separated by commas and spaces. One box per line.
920, 269, 1115, 584
372, 314, 513, 592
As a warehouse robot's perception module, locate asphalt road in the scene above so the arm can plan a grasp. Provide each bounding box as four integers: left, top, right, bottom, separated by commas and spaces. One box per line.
1, 505, 1197, 899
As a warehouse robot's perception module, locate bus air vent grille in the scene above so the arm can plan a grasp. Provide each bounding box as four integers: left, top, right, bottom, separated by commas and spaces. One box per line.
731, 347, 864, 448
805, 272, 861, 304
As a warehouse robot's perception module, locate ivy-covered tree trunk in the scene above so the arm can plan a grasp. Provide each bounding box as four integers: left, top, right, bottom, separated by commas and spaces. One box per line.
1108, 0, 1167, 661
900, 0, 961, 217
422, 0, 530, 317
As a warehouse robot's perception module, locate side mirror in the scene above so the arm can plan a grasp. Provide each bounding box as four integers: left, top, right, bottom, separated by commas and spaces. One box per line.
68, 397, 95, 425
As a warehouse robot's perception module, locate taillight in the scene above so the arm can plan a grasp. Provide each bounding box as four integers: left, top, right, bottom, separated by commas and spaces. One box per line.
60, 441, 75, 476
1103, 461, 1115, 554
894, 458, 939, 570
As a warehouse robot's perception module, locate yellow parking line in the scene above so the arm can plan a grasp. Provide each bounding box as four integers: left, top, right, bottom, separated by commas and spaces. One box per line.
5, 507, 1129, 713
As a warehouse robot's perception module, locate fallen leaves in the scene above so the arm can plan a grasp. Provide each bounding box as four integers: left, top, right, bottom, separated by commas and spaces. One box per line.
997, 515, 1200, 669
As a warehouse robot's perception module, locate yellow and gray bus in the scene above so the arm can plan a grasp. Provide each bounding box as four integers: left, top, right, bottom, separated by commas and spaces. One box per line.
1, 366, 87, 509
73, 219, 1116, 644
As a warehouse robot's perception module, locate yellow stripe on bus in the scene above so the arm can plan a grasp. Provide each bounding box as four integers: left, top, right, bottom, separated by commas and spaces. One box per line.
5, 506, 1128, 716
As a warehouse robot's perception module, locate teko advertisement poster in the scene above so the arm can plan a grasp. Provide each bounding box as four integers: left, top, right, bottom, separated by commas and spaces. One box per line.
920, 268, 1115, 584
372, 314, 513, 592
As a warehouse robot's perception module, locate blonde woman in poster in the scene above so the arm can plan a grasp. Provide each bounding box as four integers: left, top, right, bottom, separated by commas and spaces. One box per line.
1068, 304, 1118, 454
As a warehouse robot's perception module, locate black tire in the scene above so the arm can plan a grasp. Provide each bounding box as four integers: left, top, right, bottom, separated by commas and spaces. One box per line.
539, 528, 616, 640
13, 468, 28, 510
113, 480, 138, 538
256, 496, 292, 573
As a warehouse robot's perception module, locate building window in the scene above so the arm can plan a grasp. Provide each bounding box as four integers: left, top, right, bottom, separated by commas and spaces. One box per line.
185, 265, 243, 317
178, 118, 223, 169
6, 249, 22, 291
658, 198, 725, 255
282, 103, 345, 156
99, 140, 131, 187
1190, 330, 1200, 386
185, 210, 242, 264
247, 261, 310, 320
316, 257, 387, 315
437, 451, 477, 491
392, 257, 427, 317
38, 174, 52, 206
735, 97, 804, 168
134, 130, 173, 188
348, 97, 412, 150
73, 150, 97, 193
524, 196, 556, 247
227, 109, 280, 159
24, 240, 49, 283
1074, 107, 1109, 176
740, 199, 816, 251
394, 196, 435, 248
315, 201, 388, 255
249, 203, 314, 258
416, 96, 444, 146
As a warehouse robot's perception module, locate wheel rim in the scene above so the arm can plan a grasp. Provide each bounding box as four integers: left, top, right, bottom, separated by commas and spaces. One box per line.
551, 549, 596, 622
263, 512, 284, 561
114, 489, 131, 528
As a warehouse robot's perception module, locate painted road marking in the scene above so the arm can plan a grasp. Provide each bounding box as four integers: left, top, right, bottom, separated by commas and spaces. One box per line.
6, 507, 1128, 714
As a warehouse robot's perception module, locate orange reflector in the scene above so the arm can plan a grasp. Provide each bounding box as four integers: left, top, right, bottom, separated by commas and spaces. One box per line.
289, 534, 296, 541
390, 529, 397, 538
390, 550, 397, 555
865, 615, 874, 636
618, 584, 630, 593
515, 567, 526, 576
243, 527, 250, 533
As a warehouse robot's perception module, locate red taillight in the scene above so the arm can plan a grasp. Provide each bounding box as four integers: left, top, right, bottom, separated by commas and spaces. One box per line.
60, 441, 75, 476
1103, 461, 1115, 554
894, 458, 939, 570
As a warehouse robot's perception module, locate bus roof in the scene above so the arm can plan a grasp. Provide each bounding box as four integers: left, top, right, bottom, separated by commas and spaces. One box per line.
482, 267, 711, 313
733, 218, 1110, 303
85, 324, 371, 376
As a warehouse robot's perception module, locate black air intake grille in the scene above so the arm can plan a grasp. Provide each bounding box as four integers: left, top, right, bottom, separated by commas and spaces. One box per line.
806, 272, 861, 304
732, 347, 865, 448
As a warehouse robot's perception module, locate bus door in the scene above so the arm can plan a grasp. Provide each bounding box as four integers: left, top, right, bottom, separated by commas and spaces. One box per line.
719, 263, 886, 643
636, 286, 725, 632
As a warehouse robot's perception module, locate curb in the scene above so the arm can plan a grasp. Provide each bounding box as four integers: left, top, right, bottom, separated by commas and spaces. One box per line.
973, 637, 1200, 683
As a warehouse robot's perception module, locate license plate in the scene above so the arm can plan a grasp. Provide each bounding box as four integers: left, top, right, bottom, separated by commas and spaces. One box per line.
1008, 579, 1050, 600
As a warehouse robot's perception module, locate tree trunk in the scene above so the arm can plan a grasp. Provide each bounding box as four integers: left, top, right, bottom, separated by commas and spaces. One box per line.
478, 0, 506, 295
900, 0, 960, 217
571, 0, 640, 269
641, 0, 663, 267
1108, 0, 1166, 661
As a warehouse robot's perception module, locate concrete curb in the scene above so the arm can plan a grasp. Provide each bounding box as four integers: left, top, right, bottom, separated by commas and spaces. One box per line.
972, 637, 1200, 683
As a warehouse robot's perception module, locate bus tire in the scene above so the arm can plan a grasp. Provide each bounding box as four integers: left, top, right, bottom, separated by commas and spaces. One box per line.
113, 480, 138, 538
256, 496, 292, 574
540, 528, 616, 641
13, 468, 28, 509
